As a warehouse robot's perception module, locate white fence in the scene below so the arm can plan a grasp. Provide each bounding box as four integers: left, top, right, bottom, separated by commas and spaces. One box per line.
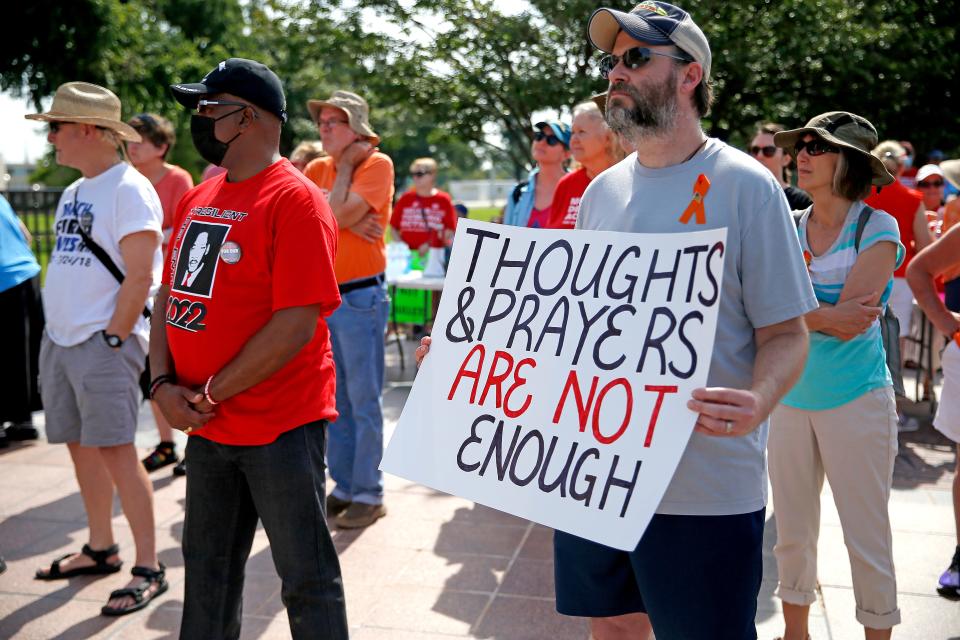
448, 179, 517, 209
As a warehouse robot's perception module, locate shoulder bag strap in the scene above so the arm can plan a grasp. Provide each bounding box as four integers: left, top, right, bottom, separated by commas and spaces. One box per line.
72, 189, 151, 319
854, 204, 875, 252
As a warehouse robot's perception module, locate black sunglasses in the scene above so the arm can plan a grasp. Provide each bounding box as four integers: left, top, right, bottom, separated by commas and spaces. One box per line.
48, 122, 63, 133
749, 145, 778, 158
533, 131, 562, 146
598, 47, 693, 79
411, 170, 433, 178
793, 139, 840, 157
918, 180, 944, 188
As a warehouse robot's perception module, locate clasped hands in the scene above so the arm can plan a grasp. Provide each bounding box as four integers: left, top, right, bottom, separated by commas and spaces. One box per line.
153, 383, 215, 434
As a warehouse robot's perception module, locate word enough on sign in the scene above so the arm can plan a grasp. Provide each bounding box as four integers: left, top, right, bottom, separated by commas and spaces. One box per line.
382, 220, 727, 550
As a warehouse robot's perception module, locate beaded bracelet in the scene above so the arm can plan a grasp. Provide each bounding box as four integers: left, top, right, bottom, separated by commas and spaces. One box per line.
204, 375, 220, 406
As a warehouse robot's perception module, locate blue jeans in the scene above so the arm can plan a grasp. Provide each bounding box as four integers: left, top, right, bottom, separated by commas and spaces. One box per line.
180, 422, 348, 640
326, 282, 389, 505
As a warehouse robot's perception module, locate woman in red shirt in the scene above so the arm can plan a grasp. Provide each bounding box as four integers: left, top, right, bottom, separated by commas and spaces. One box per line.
390, 157, 457, 256
547, 101, 625, 229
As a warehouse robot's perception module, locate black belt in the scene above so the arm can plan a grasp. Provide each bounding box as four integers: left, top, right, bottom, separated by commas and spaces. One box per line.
338, 273, 385, 294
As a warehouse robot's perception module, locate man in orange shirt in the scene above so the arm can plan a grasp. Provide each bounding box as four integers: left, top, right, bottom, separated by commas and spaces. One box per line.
304, 90, 394, 528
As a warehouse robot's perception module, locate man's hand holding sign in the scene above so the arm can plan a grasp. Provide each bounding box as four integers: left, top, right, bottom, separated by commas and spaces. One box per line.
386, 219, 730, 550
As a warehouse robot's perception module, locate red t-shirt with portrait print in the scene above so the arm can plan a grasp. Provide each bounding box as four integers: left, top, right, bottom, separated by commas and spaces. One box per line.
547, 168, 592, 229
390, 190, 457, 249
163, 158, 340, 446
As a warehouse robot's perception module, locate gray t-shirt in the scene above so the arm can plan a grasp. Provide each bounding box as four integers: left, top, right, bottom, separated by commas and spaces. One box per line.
577, 138, 817, 516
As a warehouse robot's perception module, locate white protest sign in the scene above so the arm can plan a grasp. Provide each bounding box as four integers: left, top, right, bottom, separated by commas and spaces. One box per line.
382, 220, 727, 550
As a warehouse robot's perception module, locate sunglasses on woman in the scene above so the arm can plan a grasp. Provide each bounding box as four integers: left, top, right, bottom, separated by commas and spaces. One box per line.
598, 47, 694, 79
411, 170, 433, 178
533, 131, 562, 146
749, 145, 778, 158
918, 180, 944, 188
793, 139, 840, 157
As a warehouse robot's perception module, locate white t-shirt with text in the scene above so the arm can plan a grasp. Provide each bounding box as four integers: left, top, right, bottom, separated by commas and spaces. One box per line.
44, 162, 163, 352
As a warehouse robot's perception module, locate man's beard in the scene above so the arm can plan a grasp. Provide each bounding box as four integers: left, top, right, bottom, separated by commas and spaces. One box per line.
605, 73, 679, 145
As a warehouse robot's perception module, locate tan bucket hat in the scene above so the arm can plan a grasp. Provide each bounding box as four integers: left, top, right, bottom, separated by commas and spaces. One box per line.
940, 159, 960, 191
25, 81, 141, 142
773, 111, 894, 186
307, 90, 380, 146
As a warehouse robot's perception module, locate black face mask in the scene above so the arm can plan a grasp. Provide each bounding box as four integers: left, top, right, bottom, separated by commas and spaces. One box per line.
190, 108, 244, 166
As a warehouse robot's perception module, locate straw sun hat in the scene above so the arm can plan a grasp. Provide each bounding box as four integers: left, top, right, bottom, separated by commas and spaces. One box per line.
25, 82, 141, 142
307, 90, 380, 146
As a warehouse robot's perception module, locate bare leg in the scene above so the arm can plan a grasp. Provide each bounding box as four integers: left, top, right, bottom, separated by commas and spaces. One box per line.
99, 443, 160, 610
781, 602, 811, 640
864, 627, 892, 640
36, 443, 119, 576
150, 400, 175, 443
590, 613, 653, 640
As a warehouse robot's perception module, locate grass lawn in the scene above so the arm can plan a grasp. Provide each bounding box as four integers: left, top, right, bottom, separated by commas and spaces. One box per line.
465, 206, 502, 222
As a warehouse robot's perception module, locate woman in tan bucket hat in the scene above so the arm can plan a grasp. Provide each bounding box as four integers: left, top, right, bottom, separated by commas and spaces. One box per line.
27, 81, 168, 616
769, 112, 903, 639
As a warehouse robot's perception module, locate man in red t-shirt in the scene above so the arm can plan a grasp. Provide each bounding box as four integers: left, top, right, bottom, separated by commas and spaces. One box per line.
391, 157, 457, 253
153, 59, 348, 639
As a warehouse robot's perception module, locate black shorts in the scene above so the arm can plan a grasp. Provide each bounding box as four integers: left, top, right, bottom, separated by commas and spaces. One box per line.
554, 508, 765, 640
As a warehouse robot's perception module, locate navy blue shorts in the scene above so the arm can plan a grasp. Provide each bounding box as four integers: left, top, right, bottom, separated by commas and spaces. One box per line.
554, 508, 765, 640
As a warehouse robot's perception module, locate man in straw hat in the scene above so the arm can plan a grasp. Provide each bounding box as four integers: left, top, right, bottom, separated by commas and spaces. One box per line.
304, 90, 394, 529
152, 58, 348, 638
27, 81, 168, 616
555, 3, 817, 637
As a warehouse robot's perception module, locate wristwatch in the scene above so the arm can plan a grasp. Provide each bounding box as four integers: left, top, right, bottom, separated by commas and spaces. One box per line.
101, 331, 123, 349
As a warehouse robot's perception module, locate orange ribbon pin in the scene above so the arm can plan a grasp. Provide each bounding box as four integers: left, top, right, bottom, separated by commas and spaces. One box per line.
679, 173, 711, 225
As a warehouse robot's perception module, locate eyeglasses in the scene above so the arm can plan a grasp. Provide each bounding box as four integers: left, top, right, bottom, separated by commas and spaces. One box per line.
197, 99, 254, 112
918, 180, 944, 188
411, 170, 434, 178
793, 139, 840, 157
598, 47, 693, 79
749, 145, 778, 158
48, 122, 62, 133
318, 118, 349, 129
533, 131, 562, 146
196, 99, 257, 120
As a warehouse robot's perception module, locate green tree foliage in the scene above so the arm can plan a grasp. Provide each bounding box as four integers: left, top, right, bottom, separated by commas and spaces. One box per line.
3, 0, 958, 186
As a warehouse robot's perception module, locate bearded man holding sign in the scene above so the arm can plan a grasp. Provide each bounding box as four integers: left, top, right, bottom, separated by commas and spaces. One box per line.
413, 3, 815, 638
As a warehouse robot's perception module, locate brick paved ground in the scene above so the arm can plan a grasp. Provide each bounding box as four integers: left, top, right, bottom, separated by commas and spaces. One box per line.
1, 341, 958, 639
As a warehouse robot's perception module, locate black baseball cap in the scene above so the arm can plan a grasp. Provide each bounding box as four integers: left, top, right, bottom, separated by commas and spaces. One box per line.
170, 58, 287, 123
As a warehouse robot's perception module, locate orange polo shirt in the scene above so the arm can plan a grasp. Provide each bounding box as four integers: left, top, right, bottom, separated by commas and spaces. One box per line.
304, 152, 394, 284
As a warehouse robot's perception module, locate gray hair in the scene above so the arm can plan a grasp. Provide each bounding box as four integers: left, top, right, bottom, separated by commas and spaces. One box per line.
572, 101, 605, 121
872, 140, 906, 173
